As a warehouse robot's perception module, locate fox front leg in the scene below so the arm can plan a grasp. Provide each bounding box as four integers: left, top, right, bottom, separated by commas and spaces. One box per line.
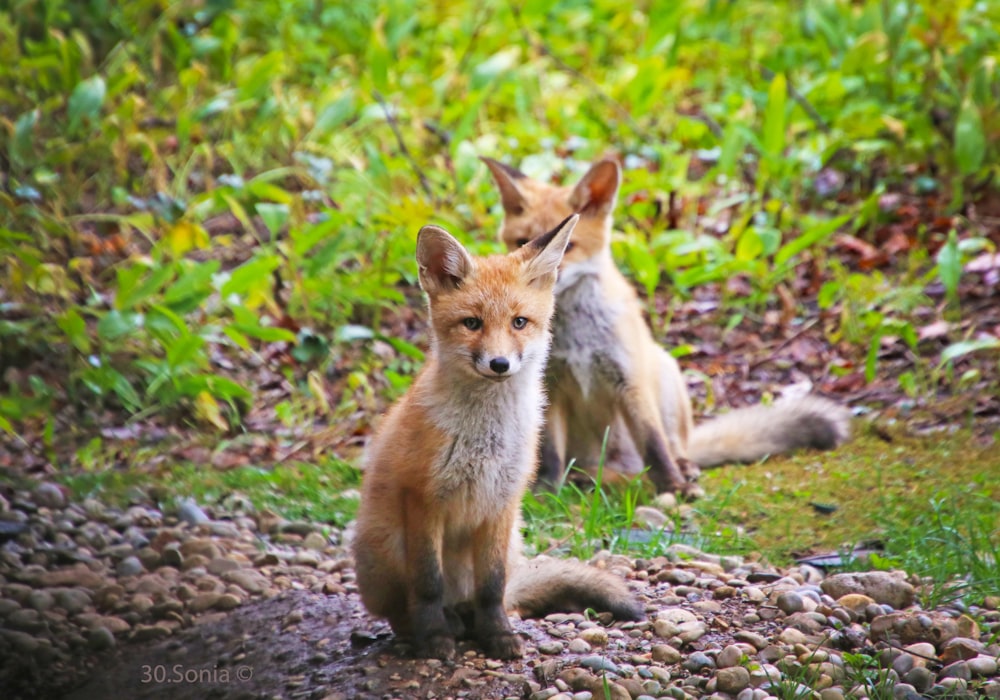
403, 494, 455, 659
472, 513, 523, 659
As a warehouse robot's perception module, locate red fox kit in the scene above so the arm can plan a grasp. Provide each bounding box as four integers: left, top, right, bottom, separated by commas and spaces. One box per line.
353, 215, 641, 660
483, 156, 850, 495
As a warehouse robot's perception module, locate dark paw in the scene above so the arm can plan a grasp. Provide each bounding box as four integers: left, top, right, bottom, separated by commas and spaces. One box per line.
481, 632, 524, 660
415, 632, 456, 659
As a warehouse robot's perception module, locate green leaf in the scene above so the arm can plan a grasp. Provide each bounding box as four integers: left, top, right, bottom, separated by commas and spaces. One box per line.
68, 75, 107, 131
97, 310, 143, 341
11, 110, 38, 168
936, 230, 961, 304
763, 73, 787, 159
231, 322, 297, 343
256, 202, 290, 234
954, 97, 985, 176
939, 337, 1000, 366
116, 263, 174, 310
775, 215, 851, 264
163, 260, 221, 310
57, 309, 91, 354
221, 255, 280, 299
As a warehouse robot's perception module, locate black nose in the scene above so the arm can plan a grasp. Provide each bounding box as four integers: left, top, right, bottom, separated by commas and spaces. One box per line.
489, 357, 510, 374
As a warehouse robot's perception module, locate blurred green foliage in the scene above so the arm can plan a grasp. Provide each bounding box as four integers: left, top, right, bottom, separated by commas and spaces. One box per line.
1, 0, 998, 430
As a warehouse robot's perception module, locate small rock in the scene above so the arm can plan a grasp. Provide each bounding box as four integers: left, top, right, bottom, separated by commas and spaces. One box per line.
836, 593, 876, 615
633, 506, 669, 530
578, 628, 608, 647
116, 556, 144, 577
28, 590, 55, 612
303, 531, 328, 550
939, 660, 971, 681
651, 644, 681, 664
177, 498, 210, 526
213, 594, 241, 611
820, 572, 915, 609
941, 637, 983, 664
969, 655, 999, 677
34, 482, 67, 509
88, 626, 116, 651
207, 557, 241, 575
682, 652, 715, 673
293, 550, 322, 567
903, 667, 935, 693
188, 593, 222, 613
661, 569, 696, 585
580, 655, 620, 675
716, 667, 751, 694
717, 645, 744, 669
568, 638, 591, 654
222, 569, 269, 595
538, 641, 565, 655
775, 592, 804, 615
733, 631, 768, 650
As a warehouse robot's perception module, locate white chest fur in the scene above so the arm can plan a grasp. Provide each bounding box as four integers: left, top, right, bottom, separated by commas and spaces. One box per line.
423, 364, 545, 515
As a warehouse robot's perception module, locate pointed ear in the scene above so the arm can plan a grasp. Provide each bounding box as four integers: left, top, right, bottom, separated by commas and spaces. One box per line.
568, 159, 621, 216
416, 225, 475, 295
522, 214, 578, 289
481, 156, 528, 216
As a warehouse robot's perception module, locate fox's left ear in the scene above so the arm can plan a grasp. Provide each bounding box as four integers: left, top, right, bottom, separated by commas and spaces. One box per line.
481, 157, 528, 216
568, 159, 620, 217
416, 225, 475, 295
522, 214, 578, 288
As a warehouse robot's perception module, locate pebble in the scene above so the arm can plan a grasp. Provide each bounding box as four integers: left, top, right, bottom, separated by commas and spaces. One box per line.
579, 655, 620, 674
820, 572, 915, 609
715, 666, 750, 693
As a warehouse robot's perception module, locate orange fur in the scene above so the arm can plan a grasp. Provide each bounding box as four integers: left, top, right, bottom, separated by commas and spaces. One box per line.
483, 156, 850, 494
353, 216, 642, 660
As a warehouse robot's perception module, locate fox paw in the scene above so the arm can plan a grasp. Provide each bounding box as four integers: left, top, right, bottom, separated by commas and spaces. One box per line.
481, 632, 524, 660
415, 632, 456, 660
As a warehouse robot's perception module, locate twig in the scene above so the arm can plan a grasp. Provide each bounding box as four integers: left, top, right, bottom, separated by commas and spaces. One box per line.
372, 90, 434, 200
748, 318, 821, 371
759, 65, 830, 134
507, 1, 651, 141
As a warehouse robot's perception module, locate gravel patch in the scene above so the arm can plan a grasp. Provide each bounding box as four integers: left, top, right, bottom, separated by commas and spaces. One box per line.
1, 482, 998, 699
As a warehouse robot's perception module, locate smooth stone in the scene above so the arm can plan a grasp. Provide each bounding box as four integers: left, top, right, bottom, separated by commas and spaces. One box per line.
776, 592, 804, 614
88, 626, 116, 650
836, 593, 876, 615
177, 499, 210, 526
682, 652, 715, 673
567, 638, 591, 654
578, 628, 607, 647
580, 655, 620, 674
716, 667, 751, 694
116, 556, 144, 577
969, 655, 999, 677
651, 644, 681, 664
538, 641, 565, 655
34, 482, 67, 509
939, 660, 971, 681
820, 572, 915, 609
717, 644, 744, 669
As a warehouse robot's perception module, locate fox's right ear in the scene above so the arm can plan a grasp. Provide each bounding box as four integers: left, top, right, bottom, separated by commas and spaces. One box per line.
481, 157, 528, 216
522, 214, 578, 289
416, 225, 475, 295
568, 159, 620, 217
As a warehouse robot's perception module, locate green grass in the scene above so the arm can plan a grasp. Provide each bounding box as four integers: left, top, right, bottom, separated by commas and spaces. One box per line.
521, 428, 1000, 604
60, 458, 361, 528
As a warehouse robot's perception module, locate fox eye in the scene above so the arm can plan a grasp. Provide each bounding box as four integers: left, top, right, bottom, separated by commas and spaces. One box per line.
565, 242, 575, 252
512, 316, 528, 330
462, 317, 483, 331
515, 238, 530, 248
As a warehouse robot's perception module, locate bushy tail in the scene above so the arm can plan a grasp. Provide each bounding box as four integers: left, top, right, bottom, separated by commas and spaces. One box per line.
505, 557, 643, 620
688, 395, 850, 468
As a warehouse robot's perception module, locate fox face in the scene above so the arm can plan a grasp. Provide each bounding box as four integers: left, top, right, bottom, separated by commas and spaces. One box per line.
482, 157, 621, 267
416, 216, 577, 381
